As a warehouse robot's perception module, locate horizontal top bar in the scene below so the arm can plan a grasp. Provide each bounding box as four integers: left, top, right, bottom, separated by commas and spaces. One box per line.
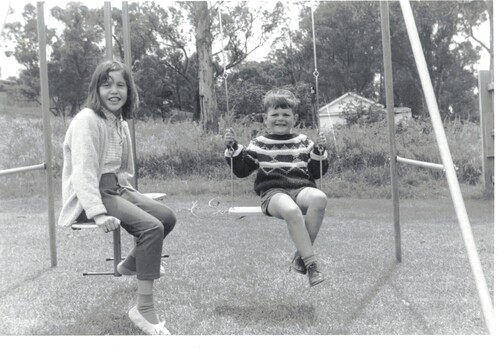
396, 156, 445, 171
0, 163, 45, 176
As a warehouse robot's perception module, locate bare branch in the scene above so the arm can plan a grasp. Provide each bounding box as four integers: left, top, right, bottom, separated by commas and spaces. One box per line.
468, 26, 491, 53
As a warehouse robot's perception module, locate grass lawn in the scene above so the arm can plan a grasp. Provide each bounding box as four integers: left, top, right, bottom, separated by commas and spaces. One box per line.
0, 190, 494, 336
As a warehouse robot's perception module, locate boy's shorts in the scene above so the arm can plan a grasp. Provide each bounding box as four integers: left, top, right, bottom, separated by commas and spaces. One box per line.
260, 187, 308, 216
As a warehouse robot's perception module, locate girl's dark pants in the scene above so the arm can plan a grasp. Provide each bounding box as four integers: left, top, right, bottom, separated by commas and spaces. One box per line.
79, 173, 176, 280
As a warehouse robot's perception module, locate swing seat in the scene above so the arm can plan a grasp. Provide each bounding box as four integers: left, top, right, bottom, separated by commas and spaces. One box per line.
228, 206, 264, 216
71, 192, 167, 276
143, 192, 167, 200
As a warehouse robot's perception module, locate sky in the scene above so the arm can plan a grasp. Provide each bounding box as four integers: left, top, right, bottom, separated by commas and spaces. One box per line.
0, 0, 492, 80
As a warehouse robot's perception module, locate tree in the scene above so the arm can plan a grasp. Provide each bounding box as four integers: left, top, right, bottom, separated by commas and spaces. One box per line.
457, 0, 493, 71
191, 1, 218, 132
112, 2, 198, 117
3, 1, 286, 128
182, 1, 286, 132
273, 2, 383, 106
3, 4, 55, 108
277, 1, 482, 119
389, 1, 481, 117
4, 3, 104, 118
49, 3, 103, 118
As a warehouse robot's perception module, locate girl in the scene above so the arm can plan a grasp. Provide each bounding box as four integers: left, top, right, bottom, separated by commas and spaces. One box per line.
58, 59, 175, 335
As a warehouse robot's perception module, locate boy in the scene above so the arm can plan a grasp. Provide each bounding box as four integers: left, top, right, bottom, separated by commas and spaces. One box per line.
224, 89, 328, 287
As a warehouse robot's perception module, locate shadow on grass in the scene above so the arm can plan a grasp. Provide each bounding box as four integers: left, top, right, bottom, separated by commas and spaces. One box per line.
0, 267, 53, 295
213, 303, 316, 326
341, 261, 399, 331
339, 260, 434, 334
49, 283, 138, 336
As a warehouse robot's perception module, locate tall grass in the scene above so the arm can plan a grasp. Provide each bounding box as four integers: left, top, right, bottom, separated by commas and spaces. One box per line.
0, 109, 65, 198
0, 109, 486, 200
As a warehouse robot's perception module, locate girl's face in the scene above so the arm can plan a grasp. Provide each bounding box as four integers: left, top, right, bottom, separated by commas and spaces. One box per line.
264, 107, 296, 135
99, 70, 128, 116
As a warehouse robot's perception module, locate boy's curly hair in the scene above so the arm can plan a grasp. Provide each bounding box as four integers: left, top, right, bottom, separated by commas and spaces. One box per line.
263, 89, 299, 113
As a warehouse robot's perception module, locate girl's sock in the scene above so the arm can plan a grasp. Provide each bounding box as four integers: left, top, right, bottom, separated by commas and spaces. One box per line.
137, 279, 159, 324
137, 293, 159, 324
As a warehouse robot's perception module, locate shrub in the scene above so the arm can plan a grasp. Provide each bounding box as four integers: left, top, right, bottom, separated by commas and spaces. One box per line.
0, 110, 485, 199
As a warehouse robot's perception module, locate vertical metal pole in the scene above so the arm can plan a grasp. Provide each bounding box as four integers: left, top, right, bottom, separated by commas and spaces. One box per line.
36, 2, 57, 267
112, 227, 122, 277
310, 6, 320, 130
311, 7, 319, 105
122, 1, 138, 189
477, 71, 494, 196
380, 1, 401, 262
399, 0, 494, 334
104, 2, 113, 60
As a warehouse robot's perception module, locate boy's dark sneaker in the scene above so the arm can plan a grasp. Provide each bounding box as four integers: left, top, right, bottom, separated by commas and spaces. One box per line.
307, 262, 325, 287
289, 252, 306, 275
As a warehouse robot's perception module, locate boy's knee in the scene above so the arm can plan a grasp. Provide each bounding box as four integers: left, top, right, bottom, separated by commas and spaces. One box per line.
313, 192, 328, 209
282, 205, 303, 222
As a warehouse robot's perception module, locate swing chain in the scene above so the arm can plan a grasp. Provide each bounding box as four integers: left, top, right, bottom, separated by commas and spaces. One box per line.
318, 145, 324, 190
227, 144, 235, 205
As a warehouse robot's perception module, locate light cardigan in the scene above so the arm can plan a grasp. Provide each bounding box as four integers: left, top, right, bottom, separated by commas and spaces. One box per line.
58, 108, 134, 226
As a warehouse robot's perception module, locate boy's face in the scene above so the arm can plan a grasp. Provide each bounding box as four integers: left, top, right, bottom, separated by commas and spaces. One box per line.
264, 107, 296, 135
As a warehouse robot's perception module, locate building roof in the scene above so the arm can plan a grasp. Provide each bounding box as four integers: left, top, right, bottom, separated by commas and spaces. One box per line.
318, 92, 383, 114
0, 79, 16, 86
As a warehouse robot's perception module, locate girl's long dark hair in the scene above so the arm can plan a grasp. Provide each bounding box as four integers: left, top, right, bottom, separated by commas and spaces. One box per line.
85, 59, 139, 120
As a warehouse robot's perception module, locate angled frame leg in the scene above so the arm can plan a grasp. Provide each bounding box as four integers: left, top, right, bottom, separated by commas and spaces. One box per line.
82, 227, 122, 277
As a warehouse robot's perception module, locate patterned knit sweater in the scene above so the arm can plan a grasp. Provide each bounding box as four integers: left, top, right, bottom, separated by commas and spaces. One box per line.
224, 133, 329, 195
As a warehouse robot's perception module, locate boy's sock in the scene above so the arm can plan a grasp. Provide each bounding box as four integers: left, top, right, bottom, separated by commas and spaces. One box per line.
302, 255, 317, 268
137, 280, 159, 324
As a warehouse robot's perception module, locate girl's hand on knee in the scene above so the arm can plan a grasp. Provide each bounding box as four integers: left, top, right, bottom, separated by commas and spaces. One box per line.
94, 214, 121, 233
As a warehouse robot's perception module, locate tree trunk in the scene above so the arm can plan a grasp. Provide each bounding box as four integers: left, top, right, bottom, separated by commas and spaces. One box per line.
486, 0, 493, 71
193, 1, 219, 133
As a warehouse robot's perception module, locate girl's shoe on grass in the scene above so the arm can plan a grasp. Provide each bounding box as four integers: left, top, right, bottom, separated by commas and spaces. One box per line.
289, 252, 306, 275
128, 305, 171, 335
117, 261, 165, 277
307, 262, 325, 287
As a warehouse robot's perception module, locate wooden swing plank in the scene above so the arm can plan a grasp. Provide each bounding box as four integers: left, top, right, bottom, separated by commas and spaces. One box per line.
143, 192, 167, 200
228, 206, 264, 216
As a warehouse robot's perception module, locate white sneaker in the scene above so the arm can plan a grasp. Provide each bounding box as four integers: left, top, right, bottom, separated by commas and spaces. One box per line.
128, 305, 171, 335
117, 262, 165, 277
